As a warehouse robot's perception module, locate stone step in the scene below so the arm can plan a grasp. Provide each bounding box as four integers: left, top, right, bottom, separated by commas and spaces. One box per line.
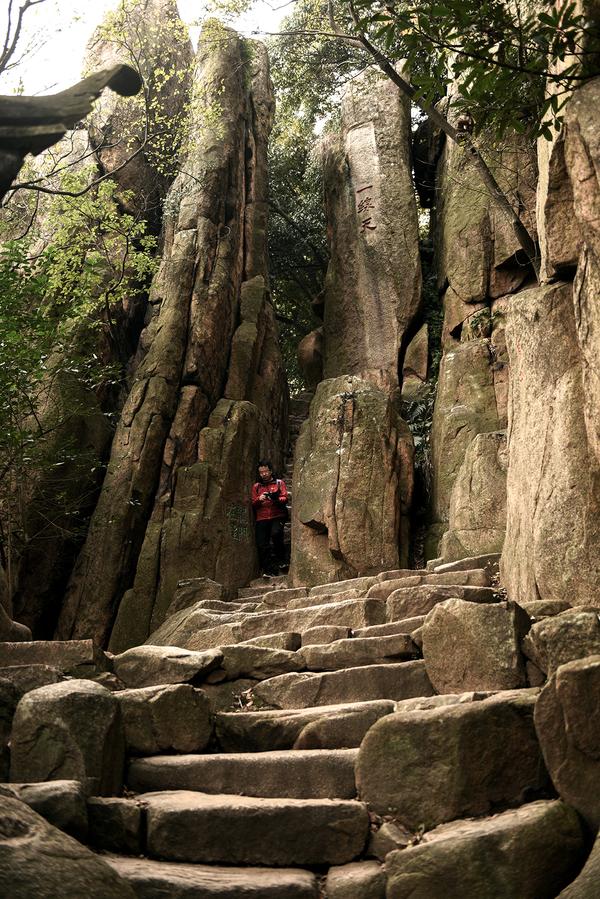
252, 661, 434, 710
367, 568, 491, 598
299, 633, 419, 671
352, 617, 425, 638
139, 790, 369, 866
256, 591, 364, 612
386, 585, 499, 619
216, 700, 397, 752
104, 855, 320, 898
429, 553, 501, 576
128, 749, 358, 799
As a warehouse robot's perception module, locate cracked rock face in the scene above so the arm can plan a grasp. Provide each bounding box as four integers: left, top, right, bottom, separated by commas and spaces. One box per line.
56, 28, 287, 649
290, 376, 413, 587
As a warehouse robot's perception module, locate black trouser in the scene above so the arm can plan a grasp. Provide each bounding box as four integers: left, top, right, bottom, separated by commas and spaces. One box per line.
255, 518, 286, 574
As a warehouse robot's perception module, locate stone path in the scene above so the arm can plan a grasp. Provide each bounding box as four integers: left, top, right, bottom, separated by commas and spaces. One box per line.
1, 549, 596, 897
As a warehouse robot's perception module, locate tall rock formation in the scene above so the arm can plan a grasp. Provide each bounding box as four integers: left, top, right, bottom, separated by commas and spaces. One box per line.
289, 69, 420, 584
321, 68, 421, 390
426, 98, 537, 559
502, 76, 600, 607
9, 0, 193, 639
56, 27, 287, 648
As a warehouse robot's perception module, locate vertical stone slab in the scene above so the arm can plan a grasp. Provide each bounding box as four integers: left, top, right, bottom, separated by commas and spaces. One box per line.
501, 281, 600, 607
321, 69, 421, 389
290, 376, 413, 587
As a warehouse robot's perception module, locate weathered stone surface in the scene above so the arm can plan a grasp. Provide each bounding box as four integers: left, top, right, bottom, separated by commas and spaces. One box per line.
112, 645, 222, 688
128, 749, 358, 799
253, 661, 433, 710
293, 704, 395, 750
105, 855, 320, 897
502, 281, 600, 607
310, 576, 379, 596
236, 599, 387, 642
326, 861, 386, 899
145, 604, 240, 651
298, 328, 324, 391
322, 69, 421, 388
201, 678, 257, 713
558, 830, 600, 898
216, 700, 397, 752
166, 577, 233, 617
116, 684, 212, 755
143, 790, 369, 866
87, 797, 142, 855
0, 664, 65, 698
432, 553, 501, 576
435, 120, 537, 305
0, 794, 136, 898
385, 801, 584, 899
522, 608, 600, 675
299, 634, 418, 671
208, 644, 304, 682
357, 689, 547, 826
352, 618, 425, 639
58, 30, 285, 650
291, 377, 413, 587
369, 821, 412, 860
302, 625, 352, 645
422, 600, 529, 693
0, 639, 109, 676
387, 584, 498, 620
10, 679, 125, 796
439, 430, 508, 562
241, 632, 302, 651
260, 587, 310, 608
517, 599, 572, 620
535, 654, 600, 829
367, 568, 491, 599
0, 780, 87, 840
429, 340, 504, 545
394, 692, 491, 714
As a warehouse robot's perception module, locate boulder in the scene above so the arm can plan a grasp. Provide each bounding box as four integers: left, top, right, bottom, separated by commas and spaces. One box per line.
522, 608, 600, 674
116, 684, 212, 755
439, 430, 508, 562
290, 376, 413, 587
322, 68, 421, 388
0, 795, 136, 898
145, 605, 240, 651
10, 680, 125, 796
0, 605, 31, 642
111, 645, 223, 688
517, 599, 572, 620
356, 689, 547, 826
422, 599, 529, 693
535, 654, 600, 830
502, 281, 600, 607
0, 780, 87, 840
385, 801, 584, 899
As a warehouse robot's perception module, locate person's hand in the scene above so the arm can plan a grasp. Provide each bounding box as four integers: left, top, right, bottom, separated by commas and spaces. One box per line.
260, 493, 270, 502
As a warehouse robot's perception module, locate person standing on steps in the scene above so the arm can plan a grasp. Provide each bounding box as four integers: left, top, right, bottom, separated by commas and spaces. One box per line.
251, 460, 289, 576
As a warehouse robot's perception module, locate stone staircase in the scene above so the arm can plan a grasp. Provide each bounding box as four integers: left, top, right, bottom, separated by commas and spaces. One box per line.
1, 550, 597, 897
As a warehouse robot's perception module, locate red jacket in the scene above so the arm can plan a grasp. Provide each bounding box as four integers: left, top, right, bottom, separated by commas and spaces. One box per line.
252, 477, 288, 521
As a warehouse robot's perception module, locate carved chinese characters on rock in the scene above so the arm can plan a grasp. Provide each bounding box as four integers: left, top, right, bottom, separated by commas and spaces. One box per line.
356, 184, 377, 234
